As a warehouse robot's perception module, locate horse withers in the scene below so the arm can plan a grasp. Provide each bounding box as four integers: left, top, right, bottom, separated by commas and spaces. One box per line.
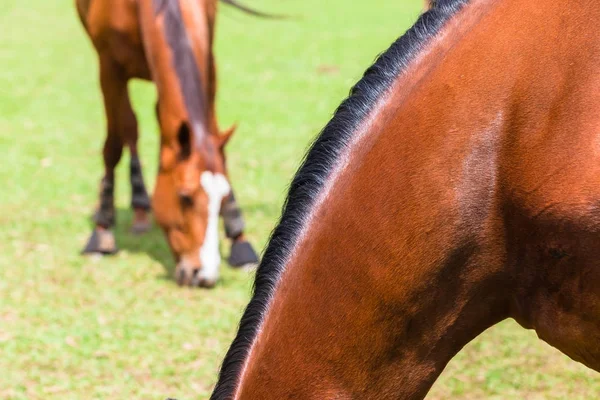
210, 0, 600, 398
76, 0, 266, 287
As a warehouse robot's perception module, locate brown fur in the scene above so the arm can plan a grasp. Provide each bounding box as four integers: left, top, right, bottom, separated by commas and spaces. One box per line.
77, 0, 249, 286
218, 0, 600, 397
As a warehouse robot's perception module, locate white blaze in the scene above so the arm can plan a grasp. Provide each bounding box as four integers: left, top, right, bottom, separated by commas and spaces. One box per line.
199, 171, 231, 282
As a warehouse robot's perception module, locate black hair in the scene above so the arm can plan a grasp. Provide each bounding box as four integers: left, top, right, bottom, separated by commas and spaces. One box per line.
211, 1, 470, 398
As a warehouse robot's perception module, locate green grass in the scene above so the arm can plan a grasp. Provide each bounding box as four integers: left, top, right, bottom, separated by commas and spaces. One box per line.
0, 0, 598, 398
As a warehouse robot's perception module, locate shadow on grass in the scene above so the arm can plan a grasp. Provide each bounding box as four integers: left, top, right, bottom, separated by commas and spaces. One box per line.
85, 208, 176, 281
83, 201, 275, 287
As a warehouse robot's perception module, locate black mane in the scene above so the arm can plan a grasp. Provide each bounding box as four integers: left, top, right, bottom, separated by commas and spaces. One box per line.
211, 1, 470, 398
153, 0, 209, 143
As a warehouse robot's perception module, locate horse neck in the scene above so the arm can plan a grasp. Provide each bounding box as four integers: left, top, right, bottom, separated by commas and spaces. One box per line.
177, 0, 220, 136
231, 1, 527, 398
234, 151, 511, 399
140, 0, 217, 139
235, 244, 509, 399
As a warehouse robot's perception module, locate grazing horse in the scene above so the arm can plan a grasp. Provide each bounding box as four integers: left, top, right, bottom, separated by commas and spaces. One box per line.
76, 0, 265, 287
210, 0, 600, 397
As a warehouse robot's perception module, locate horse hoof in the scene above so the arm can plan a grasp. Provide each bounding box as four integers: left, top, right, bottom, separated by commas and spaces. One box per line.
131, 209, 151, 234
228, 240, 259, 269
82, 228, 118, 255
131, 220, 152, 235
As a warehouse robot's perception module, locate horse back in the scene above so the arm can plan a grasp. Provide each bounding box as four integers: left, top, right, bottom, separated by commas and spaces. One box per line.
76, 0, 150, 80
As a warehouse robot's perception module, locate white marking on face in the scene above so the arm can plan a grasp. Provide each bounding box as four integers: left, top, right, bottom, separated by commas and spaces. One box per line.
199, 171, 231, 283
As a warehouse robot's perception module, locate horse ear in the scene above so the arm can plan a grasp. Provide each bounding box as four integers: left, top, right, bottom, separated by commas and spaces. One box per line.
177, 122, 192, 160
218, 124, 237, 150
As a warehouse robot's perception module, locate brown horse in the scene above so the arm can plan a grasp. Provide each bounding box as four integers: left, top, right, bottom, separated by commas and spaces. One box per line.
210, 0, 600, 397
76, 0, 267, 287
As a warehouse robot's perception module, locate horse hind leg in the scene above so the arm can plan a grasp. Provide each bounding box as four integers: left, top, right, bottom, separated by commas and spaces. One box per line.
82, 135, 121, 255
83, 55, 126, 254
101, 54, 151, 235
126, 103, 151, 234
221, 191, 259, 268
83, 54, 150, 253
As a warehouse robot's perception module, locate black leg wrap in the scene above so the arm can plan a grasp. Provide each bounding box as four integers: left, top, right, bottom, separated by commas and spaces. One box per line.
221, 192, 258, 267
130, 156, 151, 210
95, 177, 115, 227
221, 192, 245, 239
228, 240, 259, 268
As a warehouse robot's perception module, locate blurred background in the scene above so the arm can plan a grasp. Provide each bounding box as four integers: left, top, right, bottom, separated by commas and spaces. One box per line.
0, 0, 598, 398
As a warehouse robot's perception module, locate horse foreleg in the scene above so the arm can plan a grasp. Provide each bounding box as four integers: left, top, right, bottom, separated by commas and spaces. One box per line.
221, 191, 259, 268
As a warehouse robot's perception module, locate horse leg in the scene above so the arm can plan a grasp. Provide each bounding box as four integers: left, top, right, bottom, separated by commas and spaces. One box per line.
221, 191, 259, 268
206, 44, 258, 268
123, 92, 151, 234
83, 55, 128, 254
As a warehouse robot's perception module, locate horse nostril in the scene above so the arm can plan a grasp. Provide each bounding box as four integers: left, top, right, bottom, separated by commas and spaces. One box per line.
176, 268, 187, 286
179, 194, 194, 208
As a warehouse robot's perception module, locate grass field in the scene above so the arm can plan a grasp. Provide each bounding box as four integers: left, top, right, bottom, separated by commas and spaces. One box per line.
1, 0, 599, 398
